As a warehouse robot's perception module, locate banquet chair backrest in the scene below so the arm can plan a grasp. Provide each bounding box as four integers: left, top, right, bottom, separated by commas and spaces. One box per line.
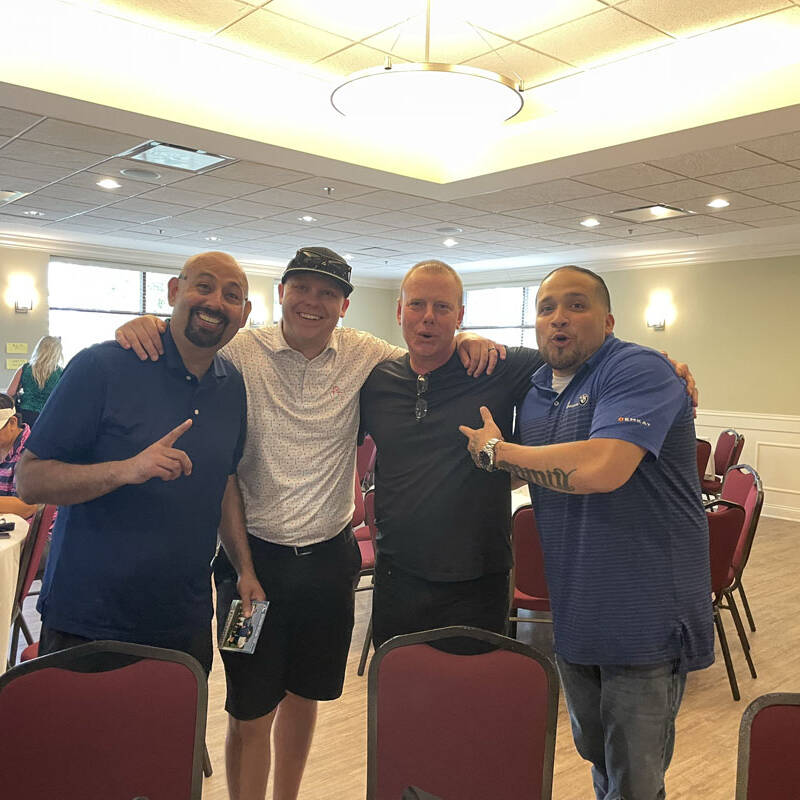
13, 503, 57, 608
707, 502, 746, 595
512, 505, 550, 604
696, 439, 712, 483
0, 640, 207, 800
720, 465, 764, 578
736, 693, 800, 799
713, 429, 742, 477
367, 626, 558, 800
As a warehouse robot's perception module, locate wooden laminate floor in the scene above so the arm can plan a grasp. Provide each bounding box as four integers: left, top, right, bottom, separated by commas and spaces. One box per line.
16, 516, 800, 799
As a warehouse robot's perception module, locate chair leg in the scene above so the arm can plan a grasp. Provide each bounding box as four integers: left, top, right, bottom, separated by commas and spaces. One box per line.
19, 614, 33, 646
738, 581, 756, 633
714, 610, 739, 701
202, 744, 213, 777
357, 613, 373, 677
727, 591, 757, 679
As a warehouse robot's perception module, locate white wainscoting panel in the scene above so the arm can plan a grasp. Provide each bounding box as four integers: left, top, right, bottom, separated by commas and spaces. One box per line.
695, 410, 800, 522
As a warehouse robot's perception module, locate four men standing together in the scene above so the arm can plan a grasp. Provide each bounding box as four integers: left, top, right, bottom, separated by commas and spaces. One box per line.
16, 246, 710, 800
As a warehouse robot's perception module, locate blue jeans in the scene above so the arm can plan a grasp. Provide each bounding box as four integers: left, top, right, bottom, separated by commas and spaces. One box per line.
556, 656, 687, 800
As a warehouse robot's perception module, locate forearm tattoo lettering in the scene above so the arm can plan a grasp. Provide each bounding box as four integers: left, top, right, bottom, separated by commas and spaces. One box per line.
498, 460, 577, 492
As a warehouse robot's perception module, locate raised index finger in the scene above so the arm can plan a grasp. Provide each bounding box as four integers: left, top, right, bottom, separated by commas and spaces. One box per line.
159, 418, 193, 446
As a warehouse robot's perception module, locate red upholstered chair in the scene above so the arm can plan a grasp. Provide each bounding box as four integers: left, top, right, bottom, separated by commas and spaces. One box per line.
718, 464, 765, 634
509, 504, 551, 636
735, 693, 800, 799
708, 501, 754, 701
358, 434, 377, 491
367, 626, 558, 800
696, 438, 712, 485
0, 640, 207, 800
357, 488, 379, 676
702, 429, 744, 498
7, 503, 57, 669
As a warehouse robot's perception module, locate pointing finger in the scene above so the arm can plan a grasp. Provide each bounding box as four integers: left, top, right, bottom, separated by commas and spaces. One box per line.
459, 425, 476, 438
479, 406, 495, 424
159, 418, 193, 447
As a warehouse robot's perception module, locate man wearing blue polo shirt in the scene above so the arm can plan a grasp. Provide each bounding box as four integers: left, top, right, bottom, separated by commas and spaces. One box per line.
16, 251, 264, 673
460, 265, 712, 800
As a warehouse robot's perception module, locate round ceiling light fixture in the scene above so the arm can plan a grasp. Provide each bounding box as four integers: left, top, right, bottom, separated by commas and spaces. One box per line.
331, 62, 523, 123
120, 167, 162, 180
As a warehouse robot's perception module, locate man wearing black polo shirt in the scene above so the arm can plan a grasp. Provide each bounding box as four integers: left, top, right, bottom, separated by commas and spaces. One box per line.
16, 251, 263, 673
360, 260, 543, 647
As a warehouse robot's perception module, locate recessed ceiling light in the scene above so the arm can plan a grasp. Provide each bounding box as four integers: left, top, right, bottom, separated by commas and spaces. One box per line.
298, 215, 317, 223
443, 238, 458, 247
120, 167, 161, 180
435, 225, 463, 234
706, 198, 730, 209
96, 178, 122, 189
0, 189, 27, 203
580, 217, 600, 228
125, 141, 233, 172
205, 235, 222, 242
323, 186, 335, 195
613, 204, 693, 223
23, 210, 45, 217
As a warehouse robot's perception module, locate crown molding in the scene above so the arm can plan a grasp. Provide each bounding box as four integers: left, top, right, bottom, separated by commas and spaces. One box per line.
0, 231, 398, 290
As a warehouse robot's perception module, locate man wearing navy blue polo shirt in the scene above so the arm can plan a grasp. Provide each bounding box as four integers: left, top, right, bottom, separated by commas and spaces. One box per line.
16, 251, 264, 673
460, 265, 712, 800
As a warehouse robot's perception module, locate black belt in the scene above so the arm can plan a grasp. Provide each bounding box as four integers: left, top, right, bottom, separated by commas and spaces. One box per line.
256, 526, 350, 557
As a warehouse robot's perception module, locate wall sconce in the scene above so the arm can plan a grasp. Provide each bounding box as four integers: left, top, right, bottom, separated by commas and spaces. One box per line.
4, 273, 37, 314
644, 289, 676, 332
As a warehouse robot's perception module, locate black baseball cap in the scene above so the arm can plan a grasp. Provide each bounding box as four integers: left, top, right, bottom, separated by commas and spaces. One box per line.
282, 247, 354, 297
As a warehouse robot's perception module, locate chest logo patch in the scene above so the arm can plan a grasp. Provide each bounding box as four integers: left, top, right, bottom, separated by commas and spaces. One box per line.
330, 385, 341, 398
567, 393, 590, 409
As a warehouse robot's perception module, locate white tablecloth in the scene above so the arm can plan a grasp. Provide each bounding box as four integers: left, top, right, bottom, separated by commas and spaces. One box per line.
1, 514, 30, 673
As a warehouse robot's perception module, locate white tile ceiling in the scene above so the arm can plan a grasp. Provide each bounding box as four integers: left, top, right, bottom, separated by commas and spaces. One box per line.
2, 0, 800, 280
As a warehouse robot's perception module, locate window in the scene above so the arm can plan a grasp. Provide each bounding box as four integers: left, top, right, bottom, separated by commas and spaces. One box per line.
48, 260, 176, 362
461, 284, 540, 348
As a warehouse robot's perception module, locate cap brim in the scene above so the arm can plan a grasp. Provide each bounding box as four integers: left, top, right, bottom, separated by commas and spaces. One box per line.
281, 266, 353, 296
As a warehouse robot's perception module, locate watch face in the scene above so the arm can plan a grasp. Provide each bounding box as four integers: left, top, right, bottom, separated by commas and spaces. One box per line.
478, 448, 491, 469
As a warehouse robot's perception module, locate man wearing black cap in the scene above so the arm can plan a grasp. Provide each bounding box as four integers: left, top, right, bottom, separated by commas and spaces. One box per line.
116, 246, 499, 800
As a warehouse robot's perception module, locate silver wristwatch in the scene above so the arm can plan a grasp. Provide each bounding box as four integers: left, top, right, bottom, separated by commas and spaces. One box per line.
477, 438, 503, 472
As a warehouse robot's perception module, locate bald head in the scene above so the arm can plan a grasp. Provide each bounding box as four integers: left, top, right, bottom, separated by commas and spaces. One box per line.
400, 260, 463, 305
181, 251, 249, 298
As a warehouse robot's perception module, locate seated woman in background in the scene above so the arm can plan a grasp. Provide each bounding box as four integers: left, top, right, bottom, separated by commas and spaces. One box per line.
0, 393, 38, 518
6, 336, 63, 428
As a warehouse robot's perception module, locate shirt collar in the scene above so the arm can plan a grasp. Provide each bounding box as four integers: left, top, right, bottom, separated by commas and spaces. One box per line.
5, 423, 30, 464
531, 333, 617, 394
162, 325, 228, 380
273, 322, 338, 356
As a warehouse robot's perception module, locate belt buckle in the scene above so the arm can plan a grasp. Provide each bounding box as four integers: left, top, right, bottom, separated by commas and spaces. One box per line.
293, 544, 313, 557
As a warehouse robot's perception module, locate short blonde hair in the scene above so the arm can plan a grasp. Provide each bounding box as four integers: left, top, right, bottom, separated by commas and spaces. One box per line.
399, 260, 464, 306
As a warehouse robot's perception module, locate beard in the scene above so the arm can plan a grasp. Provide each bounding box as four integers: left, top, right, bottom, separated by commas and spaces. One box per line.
539, 340, 589, 374
184, 306, 230, 348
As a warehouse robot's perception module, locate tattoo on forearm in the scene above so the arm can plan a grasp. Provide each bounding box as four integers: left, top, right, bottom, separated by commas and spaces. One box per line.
498, 460, 577, 492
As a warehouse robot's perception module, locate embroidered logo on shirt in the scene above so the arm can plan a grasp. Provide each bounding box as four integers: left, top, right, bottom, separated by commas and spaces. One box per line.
567, 393, 590, 409
617, 416, 651, 427
330, 385, 342, 398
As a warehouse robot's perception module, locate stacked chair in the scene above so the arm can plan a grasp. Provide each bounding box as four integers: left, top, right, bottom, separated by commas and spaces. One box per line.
702, 428, 745, 499
706, 464, 765, 700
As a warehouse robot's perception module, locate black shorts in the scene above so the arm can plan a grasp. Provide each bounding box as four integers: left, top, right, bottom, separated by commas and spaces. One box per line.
38, 623, 214, 675
214, 527, 362, 721
372, 556, 510, 652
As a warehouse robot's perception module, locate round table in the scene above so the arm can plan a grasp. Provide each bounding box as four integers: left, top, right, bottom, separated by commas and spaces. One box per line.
0, 514, 30, 673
